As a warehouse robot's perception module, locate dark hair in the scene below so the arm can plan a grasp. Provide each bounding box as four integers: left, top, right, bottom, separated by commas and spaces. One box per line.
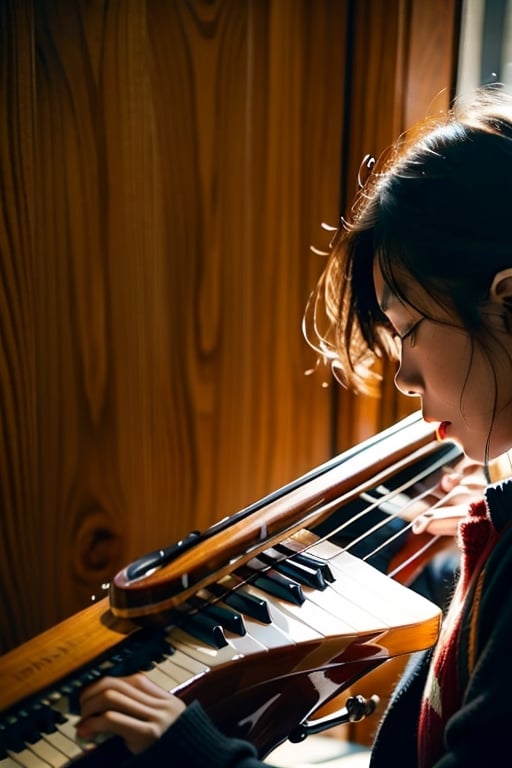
304, 87, 512, 396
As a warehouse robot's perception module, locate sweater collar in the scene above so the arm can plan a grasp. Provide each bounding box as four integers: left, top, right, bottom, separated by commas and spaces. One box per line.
485, 477, 512, 531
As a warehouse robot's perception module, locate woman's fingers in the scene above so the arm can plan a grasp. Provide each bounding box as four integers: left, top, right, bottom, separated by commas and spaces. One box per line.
77, 707, 162, 753
412, 505, 470, 536
77, 673, 186, 754
412, 480, 486, 536
409, 458, 486, 536
80, 674, 170, 713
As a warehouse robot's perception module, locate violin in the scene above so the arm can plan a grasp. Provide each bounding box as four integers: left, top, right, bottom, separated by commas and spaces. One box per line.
1, 411, 475, 764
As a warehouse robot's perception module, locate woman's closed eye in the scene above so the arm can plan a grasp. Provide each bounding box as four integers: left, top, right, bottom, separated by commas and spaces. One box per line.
379, 315, 423, 346
397, 318, 423, 345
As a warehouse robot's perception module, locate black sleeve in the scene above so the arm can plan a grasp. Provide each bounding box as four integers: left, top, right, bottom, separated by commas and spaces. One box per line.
369, 650, 428, 768
125, 700, 274, 768
370, 528, 512, 768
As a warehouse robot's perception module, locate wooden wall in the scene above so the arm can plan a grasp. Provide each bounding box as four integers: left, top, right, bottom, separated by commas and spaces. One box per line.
334, 0, 463, 449
0, 0, 461, 654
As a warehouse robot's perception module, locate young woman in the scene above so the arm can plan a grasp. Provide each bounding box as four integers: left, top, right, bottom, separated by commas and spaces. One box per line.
77, 86, 512, 767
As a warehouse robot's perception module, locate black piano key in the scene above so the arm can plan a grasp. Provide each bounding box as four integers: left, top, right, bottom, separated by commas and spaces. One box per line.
257, 551, 327, 590
2, 715, 28, 753
79, 668, 103, 687
29, 701, 60, 733
275, 543, 335, 582
15, 708, 40, 744
46, 694, 67, 725
202, 603, 246, 636
106, 651, 135, 676
60, 679, 84, 715
208, 582, 272, 623
276, 559, 327, 589
182, 612, 228, 649
185, 595, 247, 636
135, 638, 171, 665
240, 560, 305, 606
253, 572, 304, 605
292, 553, 335, 582
106, 631, 174, 676
56, 668, 103, 714
109, 648, 151, 676
247, 569, 306, 605
0, 722, 8, 759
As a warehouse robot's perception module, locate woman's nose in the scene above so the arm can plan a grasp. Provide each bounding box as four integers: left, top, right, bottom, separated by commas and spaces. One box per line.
394, 361, 422, 398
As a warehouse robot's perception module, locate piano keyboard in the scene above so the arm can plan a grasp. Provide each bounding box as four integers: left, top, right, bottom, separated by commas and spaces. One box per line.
0, 545, 441, 767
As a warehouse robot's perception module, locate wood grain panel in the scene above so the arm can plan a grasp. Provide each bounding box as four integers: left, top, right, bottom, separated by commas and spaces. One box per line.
0, 0, 462, 655
335, 0, 407, 452
1, 0, 347, 651
333, 0, 462, 452
32, 0, 148, 637
0, 0, 39, 651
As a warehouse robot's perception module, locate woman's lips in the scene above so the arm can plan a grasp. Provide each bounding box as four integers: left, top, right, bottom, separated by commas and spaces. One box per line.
436, 421, 451, 441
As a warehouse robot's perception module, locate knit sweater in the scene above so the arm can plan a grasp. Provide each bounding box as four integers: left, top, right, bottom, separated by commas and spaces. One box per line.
125, 479, 512, 768
370, 477, 512, 767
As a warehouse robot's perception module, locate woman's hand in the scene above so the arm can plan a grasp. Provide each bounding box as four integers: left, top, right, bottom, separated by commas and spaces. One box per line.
411, 457, 487, 537
76, 673, 186, 754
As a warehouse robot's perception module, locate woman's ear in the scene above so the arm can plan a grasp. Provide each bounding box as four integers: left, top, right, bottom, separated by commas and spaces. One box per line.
490, 268, 512, 304
489, 268, 512, 331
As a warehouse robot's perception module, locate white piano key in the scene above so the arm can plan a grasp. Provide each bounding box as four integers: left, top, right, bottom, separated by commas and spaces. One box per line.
210, 598, 296, 649
55, 714, 81, 744
156, 656, 196, 686
167, 627, 243, 667
162, 647, 209, 676
224, 632, 268, 655
243, 582, 354, 638
22, 740, 68, 768
233, 612, 296, 648
6, 749, 52, 768
303, 582, 386, 632
308, 544, 439, 623
241, 584, 320, 641
271, 595, 355, 637
41, 730, 82, 760
324, 563, 395, 621
144, 665, 179, 691
0, 758, 24, 767
46, 694, 98, 755
232, 617, 295, 649
169, 597, 298, 652
150, 631, 269, 692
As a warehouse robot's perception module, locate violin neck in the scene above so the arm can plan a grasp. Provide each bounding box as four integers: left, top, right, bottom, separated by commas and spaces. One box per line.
111, 411, 457, 618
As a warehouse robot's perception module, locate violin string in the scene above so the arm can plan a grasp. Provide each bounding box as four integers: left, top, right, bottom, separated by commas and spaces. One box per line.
386, 534, 443, 580
288, 450, 458, 579
309, 453, 449, 548
345, 473, 456, 565
202, 444, 457, 615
